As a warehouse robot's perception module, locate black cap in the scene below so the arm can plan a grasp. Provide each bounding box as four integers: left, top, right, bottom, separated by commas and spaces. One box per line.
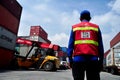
80, 10, 91, 21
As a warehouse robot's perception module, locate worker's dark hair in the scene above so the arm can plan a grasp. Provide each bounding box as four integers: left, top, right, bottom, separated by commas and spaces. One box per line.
80, 10, 91, 21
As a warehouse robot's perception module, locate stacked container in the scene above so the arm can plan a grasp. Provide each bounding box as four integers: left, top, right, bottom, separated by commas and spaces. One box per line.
0, 0, 22, 68
30, 26, 50, 43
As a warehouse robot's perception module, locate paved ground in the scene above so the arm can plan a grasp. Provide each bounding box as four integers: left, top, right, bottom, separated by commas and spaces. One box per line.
0, 69, 120, 80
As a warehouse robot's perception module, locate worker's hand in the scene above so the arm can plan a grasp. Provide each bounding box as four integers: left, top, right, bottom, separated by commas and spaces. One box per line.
68, 56, 73, 69
68, 62, 73, 69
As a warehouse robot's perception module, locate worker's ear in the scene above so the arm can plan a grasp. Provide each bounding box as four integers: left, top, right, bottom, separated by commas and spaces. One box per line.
80, 18, 82, 21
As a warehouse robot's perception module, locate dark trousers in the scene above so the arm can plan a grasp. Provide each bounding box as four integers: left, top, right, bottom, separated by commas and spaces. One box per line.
72, 61, 100, 80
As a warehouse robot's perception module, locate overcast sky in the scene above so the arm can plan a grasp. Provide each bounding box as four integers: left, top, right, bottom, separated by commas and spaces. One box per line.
17, 0, 120, 52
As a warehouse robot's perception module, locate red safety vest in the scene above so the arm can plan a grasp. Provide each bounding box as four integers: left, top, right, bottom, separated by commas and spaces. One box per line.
72, 22, 99, 56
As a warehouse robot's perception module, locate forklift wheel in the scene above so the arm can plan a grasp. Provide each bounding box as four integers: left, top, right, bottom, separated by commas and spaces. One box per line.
43, 61, 54, 71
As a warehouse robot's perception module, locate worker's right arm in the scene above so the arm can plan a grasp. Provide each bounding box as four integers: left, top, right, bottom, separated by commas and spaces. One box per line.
67, 29, 74, 68
98, 28, 104, 71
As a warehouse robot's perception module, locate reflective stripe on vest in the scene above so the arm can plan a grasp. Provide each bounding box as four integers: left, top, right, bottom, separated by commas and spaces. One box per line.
73, 26, 98, 32
74, 40, 98, 46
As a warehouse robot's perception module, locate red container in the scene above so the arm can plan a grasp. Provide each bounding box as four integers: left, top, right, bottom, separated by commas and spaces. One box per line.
0, 0, 22, 34
0, 48, 14, 68
104, 49, 110, 58
53, 45, 59, 51
58, 51, 64, 57
110, 32, 120, 48
30, 26, 48, 40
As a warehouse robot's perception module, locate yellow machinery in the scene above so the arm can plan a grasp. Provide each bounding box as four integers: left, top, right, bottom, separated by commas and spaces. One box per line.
15, 38, 60, 71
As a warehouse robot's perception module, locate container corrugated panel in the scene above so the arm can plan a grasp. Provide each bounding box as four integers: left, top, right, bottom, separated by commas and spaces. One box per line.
30, 26, 48, 40
0, 48, 14, 68
58, 51, 67, 57
39, 27, 48, 39
110, 32, 120, 48
0, 0, 22, 34
58, 51, 64, 57
0, 5, 18, 34
0, 26, 16, 50
39, 26, 47, 36
53, 45, 59, 51
104, 49, 110, 58
30, 26, 40, 36
0, 0, 22, 20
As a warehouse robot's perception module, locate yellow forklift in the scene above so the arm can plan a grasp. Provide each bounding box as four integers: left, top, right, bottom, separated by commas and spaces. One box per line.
14, 38, 60, 71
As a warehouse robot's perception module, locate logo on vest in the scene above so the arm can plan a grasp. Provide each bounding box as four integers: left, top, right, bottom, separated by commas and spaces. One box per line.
81, 32, 90, 38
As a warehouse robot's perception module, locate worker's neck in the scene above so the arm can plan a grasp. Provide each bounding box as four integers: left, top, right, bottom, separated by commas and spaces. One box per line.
81, 19, 89, 22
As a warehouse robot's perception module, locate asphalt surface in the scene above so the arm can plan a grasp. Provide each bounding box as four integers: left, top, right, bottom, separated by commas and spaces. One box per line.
0, 69, 120, 80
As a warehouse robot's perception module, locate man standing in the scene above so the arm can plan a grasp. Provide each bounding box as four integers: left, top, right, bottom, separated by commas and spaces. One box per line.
67, 10, 104, 80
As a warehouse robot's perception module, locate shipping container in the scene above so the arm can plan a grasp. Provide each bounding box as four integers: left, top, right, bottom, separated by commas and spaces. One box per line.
103, 32, 120, 74
0, 48, 14, 68
0, 0, 22, 34
29, 36, 51, 43
0, 27, 17, 50
30, 26, 48, 40
0, 0, 22, 68
110, 32, 120, 48
104, 47, 120, 74
60, 47, 67, 53
58, 51, 64, 57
